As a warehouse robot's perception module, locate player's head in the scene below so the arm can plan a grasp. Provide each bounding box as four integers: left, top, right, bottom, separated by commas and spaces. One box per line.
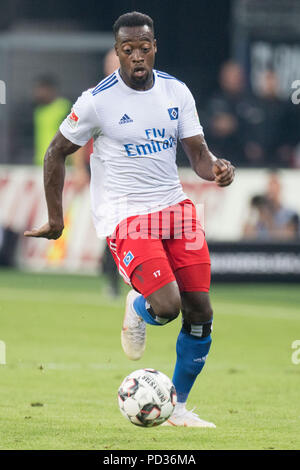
113, 11, 157, 90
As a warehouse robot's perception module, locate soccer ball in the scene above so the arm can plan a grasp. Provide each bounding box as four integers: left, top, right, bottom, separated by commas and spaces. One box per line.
118, 368, 177, 427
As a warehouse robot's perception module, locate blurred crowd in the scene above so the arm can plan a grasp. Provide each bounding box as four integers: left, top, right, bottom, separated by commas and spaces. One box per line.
243, 171, 300, 241
199, 61, 300, 169
200, 61, 300, 240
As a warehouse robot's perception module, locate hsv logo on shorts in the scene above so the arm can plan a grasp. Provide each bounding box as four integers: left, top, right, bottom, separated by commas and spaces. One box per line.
168, 107, 179, 120
123, 251, 134, 267
67, 109, 79, 129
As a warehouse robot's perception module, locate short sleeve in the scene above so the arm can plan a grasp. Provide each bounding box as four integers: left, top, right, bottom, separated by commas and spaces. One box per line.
59, 90, 99, 146
178, 86, 204, 140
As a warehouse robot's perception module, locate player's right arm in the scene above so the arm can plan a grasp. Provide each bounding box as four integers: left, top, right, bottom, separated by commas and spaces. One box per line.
24, 89, 99, 240
24, 131, 80, 239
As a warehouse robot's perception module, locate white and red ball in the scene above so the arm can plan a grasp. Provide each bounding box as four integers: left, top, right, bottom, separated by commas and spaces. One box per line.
118, 368, 177, 427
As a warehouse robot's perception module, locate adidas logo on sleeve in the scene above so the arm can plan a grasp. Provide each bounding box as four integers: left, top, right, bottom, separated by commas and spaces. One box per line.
119, 114, 133, 124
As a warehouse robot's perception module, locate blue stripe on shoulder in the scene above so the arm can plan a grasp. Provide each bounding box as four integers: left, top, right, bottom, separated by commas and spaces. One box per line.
156, 70, 184, 85
94, 72, 116, 88
92, 78, 118, 96
94, 75, 117, 92
156, 70, 172, 76
92, 73, 117, 94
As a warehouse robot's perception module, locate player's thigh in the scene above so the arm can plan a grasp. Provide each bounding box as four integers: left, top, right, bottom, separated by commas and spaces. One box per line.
162, 199, 209, 271
107, 229, 181, 316
162, 207, 212, 324
176, 263, 213, 323
107, 227, 169, 287
131, 257, 181, 318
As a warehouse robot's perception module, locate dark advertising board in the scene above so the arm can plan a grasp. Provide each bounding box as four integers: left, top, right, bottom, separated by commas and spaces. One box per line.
210, 242, 300, 282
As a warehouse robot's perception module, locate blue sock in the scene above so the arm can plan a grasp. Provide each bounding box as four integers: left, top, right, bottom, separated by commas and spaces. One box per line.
172, 327, 212, 403
133, 294, 167, 326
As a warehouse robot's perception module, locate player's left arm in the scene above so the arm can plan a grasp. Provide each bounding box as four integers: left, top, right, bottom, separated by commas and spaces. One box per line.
181, 134, 235, 187
24, 131, 81, 239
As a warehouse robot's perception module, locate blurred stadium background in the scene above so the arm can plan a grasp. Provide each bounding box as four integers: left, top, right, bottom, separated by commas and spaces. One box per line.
1, 0, 300, 451
0, 0, 299, 284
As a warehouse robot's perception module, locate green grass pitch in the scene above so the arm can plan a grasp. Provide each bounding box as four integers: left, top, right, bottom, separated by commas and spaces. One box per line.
0, 268, 299, 450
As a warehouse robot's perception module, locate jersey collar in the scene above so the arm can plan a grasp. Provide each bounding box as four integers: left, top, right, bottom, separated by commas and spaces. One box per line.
117, 68, 156, 93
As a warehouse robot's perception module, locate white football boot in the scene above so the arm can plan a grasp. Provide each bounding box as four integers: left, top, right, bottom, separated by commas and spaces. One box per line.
162, 406, 216, 428
121, 290, 146, 361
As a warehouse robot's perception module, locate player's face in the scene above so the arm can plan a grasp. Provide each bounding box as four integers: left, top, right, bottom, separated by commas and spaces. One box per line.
115, 25, 157, 90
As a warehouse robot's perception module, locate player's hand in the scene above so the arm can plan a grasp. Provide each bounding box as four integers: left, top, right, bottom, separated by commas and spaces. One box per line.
24, 222, 64, 240
212, 158, 235, 187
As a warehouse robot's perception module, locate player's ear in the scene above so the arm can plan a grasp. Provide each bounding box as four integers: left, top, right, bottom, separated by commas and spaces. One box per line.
114, 43, 119, 57
153, 39, 157, 53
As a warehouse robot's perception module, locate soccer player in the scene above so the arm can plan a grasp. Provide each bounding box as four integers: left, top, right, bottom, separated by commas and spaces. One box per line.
25, 12, 235, 427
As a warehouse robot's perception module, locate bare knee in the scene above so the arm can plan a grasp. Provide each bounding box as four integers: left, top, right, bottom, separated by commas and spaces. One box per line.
147, 282, 181, 321
155, 295, 181, 320
182, 292, 213, 324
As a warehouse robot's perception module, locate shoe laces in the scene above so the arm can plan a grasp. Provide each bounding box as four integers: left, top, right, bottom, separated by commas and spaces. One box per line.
126, 305, 145, 343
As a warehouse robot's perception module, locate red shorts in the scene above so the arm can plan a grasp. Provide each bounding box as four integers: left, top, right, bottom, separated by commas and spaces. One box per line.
107, 199, 211, 297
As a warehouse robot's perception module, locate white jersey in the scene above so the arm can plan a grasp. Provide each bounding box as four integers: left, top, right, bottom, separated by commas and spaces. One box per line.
60, 68, 203, 237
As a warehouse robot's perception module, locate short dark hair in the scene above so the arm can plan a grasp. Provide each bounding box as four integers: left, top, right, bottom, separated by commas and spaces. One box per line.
113, 11, 154, 38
